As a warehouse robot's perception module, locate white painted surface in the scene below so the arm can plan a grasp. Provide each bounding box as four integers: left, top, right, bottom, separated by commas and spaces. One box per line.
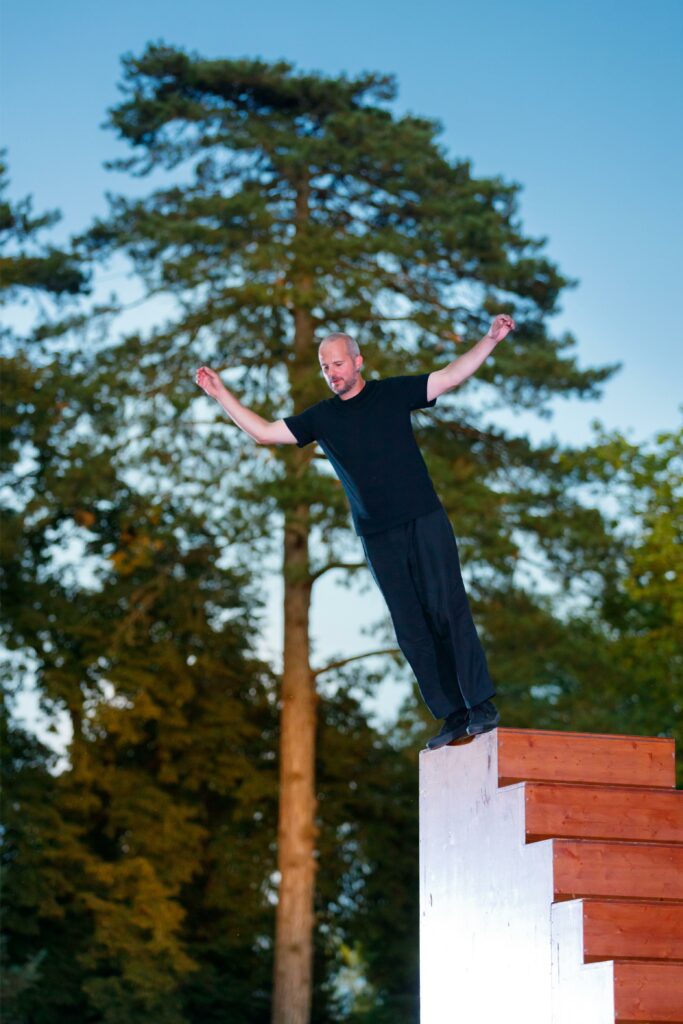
419, 731, 556, 1023
551, 900, 615, 1024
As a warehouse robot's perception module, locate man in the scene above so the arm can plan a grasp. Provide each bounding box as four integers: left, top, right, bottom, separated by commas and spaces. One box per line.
195, 313, 515, 749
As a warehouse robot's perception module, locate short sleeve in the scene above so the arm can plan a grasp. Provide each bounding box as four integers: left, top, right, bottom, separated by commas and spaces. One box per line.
283, 405, 320, 448
385, 373, 437, 411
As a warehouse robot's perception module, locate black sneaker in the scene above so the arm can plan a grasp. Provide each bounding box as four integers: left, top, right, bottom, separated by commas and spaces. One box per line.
466, 699, 500, 736
425, 709, 470, 751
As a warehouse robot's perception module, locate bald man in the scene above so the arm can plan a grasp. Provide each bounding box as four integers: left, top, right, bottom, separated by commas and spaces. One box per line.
196, 314, 515, 749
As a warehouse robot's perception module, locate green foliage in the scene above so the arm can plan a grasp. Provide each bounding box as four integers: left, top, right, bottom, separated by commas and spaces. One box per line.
565, 424, 682, 773
74, 44, 625, 625
0, 154, 280, 1021
74, 48, 635, 753
0, 698, 65, 1023
1, 51, 680, 1024
2, 483, 282, 1022
314, 686, 420, 1021
0, 153, 88, 300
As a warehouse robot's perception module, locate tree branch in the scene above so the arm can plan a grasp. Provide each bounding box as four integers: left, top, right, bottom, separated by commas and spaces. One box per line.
311, 647, 400, 678
436, 417, 507, 446
310, 560, 367, 583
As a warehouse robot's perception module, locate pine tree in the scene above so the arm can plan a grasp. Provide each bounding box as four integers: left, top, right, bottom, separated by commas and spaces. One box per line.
0, 154, 95, 1020
0, 696, 62, 1023
76, 45, 623, 1023
0, 148, 425, 1021
561, 422, 682, 769
0, 155, 278, 1021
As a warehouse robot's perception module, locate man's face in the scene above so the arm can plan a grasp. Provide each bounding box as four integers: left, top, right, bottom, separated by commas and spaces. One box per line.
318, 340, 363, 396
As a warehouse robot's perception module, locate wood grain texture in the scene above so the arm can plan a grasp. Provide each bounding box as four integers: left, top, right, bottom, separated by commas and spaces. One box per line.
553, 839, 683, 902
614, 960, 683, 1022
582, 899, 683, 963
498, 729, 676, 789
525, 782, 683, 844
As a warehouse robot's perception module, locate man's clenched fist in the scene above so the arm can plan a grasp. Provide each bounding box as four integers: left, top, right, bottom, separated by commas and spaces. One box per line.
195, 366, 225, 400
487, 314, 516, 343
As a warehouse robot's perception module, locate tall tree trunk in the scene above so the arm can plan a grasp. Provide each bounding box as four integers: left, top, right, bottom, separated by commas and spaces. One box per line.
272, 175, 318, 1021
272, 504, 317, 1024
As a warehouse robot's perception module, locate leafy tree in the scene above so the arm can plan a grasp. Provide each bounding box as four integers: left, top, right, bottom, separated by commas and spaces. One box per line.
58, 500, 281, 1024
0, 156, 422, 1018
0, 696, 63, 1024
0, 157, 279, 1022
0, 153, 86, 302
564, 422, 681, 768
76, 44, 624, 1023
10, 51, 674, 1024
1, 261, 282, 1019
0, 155, 94, 1020
314, 687, 421, 1022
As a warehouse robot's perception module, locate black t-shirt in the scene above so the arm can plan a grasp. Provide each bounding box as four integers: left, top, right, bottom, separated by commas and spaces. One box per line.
283, 373, 442, 536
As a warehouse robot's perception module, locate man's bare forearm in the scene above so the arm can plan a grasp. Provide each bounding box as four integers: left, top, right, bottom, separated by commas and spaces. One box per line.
438, 311, 518, 387
214, 385, 269, 443
442, 332, 498, 389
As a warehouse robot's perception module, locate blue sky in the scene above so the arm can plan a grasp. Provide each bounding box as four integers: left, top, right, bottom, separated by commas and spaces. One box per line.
3, 0, 682, 444
3, 0, 682, 746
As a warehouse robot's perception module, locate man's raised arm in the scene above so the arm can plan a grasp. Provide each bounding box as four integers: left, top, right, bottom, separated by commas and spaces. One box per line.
427, 314, 516, 402
195, 366, 298, 445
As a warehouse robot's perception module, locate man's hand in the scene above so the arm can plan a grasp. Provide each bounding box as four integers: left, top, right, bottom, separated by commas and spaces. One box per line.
486, 314, 516, 344
195, 366, 226, 400
427, 314, 517, 400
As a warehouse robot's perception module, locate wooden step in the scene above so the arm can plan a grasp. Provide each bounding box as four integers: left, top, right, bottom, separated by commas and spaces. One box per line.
553, 840, 683, 902
580, 899, 683, 963
614, 960, 683, 1022
524, 782, 683, 844
498, 728, 676, 789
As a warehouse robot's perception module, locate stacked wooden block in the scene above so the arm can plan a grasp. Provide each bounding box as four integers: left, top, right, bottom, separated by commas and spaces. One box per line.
419, 728, 682, 1023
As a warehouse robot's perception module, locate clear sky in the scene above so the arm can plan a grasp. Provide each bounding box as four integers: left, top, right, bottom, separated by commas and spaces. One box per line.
3, 0, 682, 747
3, 0, 682, 441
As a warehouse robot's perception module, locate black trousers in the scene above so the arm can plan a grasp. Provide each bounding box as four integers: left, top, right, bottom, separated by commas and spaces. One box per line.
360, 504, 495, 720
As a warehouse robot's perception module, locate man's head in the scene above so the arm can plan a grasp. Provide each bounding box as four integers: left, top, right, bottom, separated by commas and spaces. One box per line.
318, 332, 364, 397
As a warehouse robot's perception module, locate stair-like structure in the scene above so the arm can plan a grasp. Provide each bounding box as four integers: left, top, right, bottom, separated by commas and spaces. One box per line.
419, 728, 682, 1023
